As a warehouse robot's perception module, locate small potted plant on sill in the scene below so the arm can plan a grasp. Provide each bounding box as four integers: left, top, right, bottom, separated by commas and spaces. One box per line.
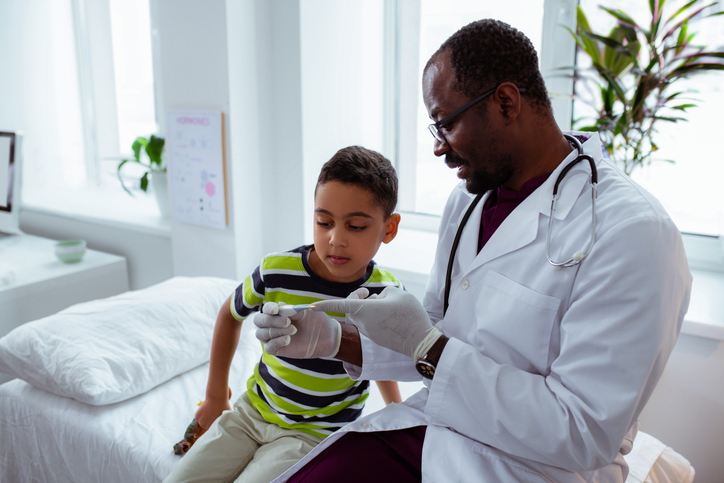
117, 134, 169, 217
562, 0, 724, 175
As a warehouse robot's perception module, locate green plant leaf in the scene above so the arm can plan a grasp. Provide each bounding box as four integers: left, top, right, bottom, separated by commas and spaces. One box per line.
600, 70, 628, 105
577, 5, 594, 32
666, 0, 698, 26
663, 4, 717, 42
146, 135, 165, 168
614, 114, 628, 136
668, 62, 724, 78
652, 1, 665, 39
140, 172, 149, 193
649, 0, 663, 23
676, 51, 724, 61
131, 138, 144, 163
117, 159, 134, 196
675, 19, 689, 55
671, 103, 698, 109
575, 7, 602, 65
585, 31, 634, 56
654, 115, 688, 122
600, 6, 640, 29
631, 80, 650, 121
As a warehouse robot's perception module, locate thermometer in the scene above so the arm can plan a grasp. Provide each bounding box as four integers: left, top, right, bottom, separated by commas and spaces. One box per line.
276, 304, 316, 317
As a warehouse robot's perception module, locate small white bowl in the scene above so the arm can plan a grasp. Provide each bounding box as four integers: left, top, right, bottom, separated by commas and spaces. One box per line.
55, 240, 87, 263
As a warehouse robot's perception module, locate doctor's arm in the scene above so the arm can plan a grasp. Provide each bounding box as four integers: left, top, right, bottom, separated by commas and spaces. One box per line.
424, 216, 691, 471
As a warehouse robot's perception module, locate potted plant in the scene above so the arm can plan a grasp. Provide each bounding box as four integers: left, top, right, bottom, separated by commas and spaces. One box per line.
117, 135, 169, 217
563, 0, 724, 175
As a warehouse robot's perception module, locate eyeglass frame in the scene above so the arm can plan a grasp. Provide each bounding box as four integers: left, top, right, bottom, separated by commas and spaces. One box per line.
427, 85, 526, 144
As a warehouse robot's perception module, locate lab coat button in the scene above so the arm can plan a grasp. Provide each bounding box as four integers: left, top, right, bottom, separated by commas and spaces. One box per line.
461, 279, 470, 290
360, 422, 371, 429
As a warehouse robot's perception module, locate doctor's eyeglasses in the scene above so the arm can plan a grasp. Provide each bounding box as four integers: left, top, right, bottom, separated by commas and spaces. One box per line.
427, 86, 526, 145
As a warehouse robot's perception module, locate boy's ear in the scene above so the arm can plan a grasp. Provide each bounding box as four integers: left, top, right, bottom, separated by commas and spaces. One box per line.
382, 213, 401, 244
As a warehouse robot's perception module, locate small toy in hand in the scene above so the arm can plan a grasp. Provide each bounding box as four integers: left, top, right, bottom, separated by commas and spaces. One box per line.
173, 387, 232, 455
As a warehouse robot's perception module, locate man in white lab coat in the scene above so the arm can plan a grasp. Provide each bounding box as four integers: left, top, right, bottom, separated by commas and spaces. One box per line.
256, 19, 692, 482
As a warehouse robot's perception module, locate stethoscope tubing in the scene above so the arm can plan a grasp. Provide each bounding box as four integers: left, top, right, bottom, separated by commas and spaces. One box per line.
442, 134, 598, 316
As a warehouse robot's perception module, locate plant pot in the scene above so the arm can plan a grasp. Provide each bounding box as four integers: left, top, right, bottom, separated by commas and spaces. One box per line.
151, 171, 170, 219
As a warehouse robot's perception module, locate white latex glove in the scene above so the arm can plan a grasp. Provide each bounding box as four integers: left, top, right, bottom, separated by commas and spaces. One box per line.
312, 286, 441, 360
254, 302, 342, 359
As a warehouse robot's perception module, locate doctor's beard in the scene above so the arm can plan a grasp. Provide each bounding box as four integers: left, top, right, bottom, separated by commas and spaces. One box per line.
446, 153, 515, 195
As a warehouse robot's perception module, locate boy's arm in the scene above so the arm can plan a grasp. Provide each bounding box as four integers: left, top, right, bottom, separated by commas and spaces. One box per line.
375, 380, 402, 404
195, 295, 242, 429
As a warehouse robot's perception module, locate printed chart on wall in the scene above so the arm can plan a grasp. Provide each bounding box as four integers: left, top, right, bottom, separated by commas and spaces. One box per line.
166, 110, 228, 229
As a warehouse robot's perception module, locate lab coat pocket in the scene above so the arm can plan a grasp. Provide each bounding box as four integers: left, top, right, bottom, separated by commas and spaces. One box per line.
469, 270, 560, 374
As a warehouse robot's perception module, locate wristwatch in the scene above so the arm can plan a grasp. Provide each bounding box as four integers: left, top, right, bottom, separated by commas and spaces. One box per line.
415, 335, 449, 380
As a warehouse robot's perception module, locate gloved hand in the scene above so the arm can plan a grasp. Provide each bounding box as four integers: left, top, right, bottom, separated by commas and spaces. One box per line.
312, 286, 441, 360
254, 302, 342, 359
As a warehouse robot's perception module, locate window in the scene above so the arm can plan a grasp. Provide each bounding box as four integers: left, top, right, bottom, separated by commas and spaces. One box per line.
386, 0, 723, 269
0, 0, 159, 217
575, 0, 724, 240
388, 0, 575, 221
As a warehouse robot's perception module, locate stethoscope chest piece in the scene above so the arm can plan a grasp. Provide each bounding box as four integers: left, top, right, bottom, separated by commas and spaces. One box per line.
546, 134, 598, 268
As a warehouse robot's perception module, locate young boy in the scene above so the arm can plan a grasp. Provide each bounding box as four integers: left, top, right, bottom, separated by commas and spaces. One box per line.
164, 146, 403, 483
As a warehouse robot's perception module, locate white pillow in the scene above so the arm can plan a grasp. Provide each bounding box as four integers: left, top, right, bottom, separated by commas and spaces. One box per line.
0, 276, 238, 405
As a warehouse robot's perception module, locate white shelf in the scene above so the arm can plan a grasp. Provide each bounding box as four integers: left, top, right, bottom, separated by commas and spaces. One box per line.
682, 269, 724, 341
0, 234, 130, 355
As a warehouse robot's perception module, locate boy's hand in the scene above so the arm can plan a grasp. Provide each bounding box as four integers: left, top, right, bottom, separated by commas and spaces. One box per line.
195, 397, 231, 430
255, 302, 342, 359
312, 286, 441, 360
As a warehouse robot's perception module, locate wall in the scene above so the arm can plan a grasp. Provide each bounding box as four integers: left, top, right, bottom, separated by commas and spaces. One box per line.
155, 0, 239, 280
639, 333, 724, 483
299, 0, 386, 242
225, 0, 306, 276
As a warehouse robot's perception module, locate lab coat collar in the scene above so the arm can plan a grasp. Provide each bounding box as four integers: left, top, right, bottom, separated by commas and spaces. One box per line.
534, 131, 603, 220
461, 131, 602, 271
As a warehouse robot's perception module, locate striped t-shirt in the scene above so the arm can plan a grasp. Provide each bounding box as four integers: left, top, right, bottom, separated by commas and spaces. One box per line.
230, 245, 403, 437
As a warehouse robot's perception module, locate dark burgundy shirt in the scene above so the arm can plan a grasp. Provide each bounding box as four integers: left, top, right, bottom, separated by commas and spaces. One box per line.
478, 172, 551, 253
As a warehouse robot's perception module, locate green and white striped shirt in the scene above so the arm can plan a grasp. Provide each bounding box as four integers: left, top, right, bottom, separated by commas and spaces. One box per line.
231, 245, 403, 437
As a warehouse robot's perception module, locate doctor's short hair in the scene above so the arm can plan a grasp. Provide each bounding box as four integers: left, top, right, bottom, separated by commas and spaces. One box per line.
316, 146, 398, 219
427, 18, 552, 115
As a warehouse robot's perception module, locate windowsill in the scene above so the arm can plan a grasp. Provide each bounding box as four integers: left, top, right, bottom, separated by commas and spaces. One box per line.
376, 228, 724, 342
22, 182, 171, 238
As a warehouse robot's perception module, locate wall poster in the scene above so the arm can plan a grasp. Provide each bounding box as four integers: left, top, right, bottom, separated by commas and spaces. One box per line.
166, 109, 228, 229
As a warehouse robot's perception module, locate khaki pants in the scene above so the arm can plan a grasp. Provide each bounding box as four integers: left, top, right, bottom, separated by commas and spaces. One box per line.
163, 392, 324, 483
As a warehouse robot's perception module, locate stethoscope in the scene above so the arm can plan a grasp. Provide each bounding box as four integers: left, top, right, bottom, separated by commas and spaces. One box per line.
443, 134, 598, 315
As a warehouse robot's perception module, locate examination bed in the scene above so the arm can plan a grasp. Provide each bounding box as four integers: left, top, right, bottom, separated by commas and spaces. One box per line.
0, 277, 694, 483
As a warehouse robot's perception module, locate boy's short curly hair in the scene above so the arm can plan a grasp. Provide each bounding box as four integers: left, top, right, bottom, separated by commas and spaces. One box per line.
426, 19, 552, 115
316, 146, 398, 218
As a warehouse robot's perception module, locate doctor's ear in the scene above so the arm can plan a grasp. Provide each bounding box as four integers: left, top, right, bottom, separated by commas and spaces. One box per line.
382, 213, 401, 244
495, 83, 523, 123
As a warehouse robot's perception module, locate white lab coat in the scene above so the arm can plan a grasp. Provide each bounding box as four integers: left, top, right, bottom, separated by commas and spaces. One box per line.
274, 132, 692, 483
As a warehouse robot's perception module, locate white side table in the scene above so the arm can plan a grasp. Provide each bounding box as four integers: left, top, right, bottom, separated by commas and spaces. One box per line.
0, 234, 129, 383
